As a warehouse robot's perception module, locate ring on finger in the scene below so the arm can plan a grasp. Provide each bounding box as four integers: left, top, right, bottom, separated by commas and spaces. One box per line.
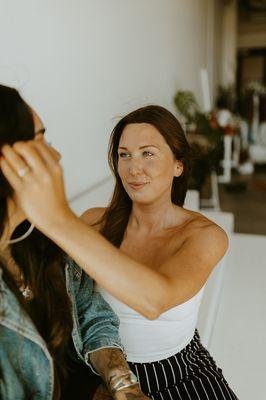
18, 166, 30, 178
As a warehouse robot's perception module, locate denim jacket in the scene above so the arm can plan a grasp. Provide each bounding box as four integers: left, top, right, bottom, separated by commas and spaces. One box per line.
0, 258, 123, 400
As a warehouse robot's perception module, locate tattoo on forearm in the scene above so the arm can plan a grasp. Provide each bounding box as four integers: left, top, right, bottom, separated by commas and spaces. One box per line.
124, 394, 146, 399
107, 349, 127, 371
93, 392, 112, 400
90, 348, 127, 378
107, 349, 129, 386
92, 384, 112, 400
90, 348, 132, 391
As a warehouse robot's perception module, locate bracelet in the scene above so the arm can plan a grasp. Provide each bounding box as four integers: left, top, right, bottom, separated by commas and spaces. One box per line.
109, 371, 139, 393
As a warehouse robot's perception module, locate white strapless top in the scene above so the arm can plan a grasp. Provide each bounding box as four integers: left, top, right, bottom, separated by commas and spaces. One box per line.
95, 284, 205, 362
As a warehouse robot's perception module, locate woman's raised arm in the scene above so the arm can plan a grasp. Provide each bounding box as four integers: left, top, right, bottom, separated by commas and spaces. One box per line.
0, 140, 227, 318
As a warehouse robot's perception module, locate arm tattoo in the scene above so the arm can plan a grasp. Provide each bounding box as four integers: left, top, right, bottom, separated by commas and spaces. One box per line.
107, 349, 128, 381
125, 394, 146, 399
92, 384, 113, 400
90, 348, 129, 385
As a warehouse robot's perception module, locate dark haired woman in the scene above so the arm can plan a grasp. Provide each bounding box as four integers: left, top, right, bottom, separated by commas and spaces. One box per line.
0, 85, 149, 400
1, 105, 238, 399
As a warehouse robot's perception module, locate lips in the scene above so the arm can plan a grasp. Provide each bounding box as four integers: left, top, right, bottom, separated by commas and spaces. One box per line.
128, 182, 148, 190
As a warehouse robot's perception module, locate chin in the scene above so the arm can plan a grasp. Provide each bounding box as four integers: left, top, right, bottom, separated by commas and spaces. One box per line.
127, 192, 157, 205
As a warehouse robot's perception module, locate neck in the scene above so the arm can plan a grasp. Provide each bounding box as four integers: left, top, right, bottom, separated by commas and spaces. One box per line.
0, 198, 26, 252
0, 240, 22, 287
128, 196, 179, 235
0, 201, 27, 285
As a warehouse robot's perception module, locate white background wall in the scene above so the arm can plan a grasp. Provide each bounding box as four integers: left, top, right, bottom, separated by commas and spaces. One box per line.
0, 0, 217, 199
219, 0, 238, 87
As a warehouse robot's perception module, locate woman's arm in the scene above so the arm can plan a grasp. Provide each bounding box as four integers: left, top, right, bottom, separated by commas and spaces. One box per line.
93, 382, 149, 400
0, 141, 228, 318
70, 262, 146, 398
53, 211, 227, 319
90, 348, 149, 400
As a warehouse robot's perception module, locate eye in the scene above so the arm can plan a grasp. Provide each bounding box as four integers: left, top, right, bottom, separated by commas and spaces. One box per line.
143, 151, 154, 157
118, 152, 131, 159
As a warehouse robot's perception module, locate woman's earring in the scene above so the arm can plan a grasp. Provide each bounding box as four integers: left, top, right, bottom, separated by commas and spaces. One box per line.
5, 223, 35, 245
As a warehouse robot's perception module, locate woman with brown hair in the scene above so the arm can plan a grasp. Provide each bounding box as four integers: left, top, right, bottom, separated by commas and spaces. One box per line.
0, 84, 148, 400
1, 105, 238, 399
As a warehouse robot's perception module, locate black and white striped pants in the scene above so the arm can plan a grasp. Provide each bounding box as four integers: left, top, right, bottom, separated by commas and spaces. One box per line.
128, 330, 238, 400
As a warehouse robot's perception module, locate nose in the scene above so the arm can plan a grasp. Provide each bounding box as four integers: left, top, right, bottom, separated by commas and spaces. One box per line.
128, 158, 143, 176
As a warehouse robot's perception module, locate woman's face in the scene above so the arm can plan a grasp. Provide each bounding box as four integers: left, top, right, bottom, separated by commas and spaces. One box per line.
9, 109, 61, 227
32, 110, 61, 161
117, 123, 183, 205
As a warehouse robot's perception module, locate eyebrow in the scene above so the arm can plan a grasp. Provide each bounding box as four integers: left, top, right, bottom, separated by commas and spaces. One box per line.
35, 127, 46, 135
118, 145, 159, 150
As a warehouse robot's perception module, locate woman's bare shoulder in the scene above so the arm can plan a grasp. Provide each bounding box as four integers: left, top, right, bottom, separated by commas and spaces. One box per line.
182, 210, 229, 253
80, 207, 106, 227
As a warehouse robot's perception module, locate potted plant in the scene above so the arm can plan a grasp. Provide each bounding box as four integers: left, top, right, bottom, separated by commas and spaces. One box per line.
174, 90, 224, 192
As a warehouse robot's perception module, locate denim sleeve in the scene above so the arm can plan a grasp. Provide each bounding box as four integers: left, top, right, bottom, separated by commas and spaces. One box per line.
71, 263, 124, 371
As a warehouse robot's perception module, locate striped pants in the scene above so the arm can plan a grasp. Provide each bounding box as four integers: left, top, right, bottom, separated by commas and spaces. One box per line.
128, 330, 238, 400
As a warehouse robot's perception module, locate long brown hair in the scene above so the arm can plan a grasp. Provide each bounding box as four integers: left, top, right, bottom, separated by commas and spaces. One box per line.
99, 105, 191, 247
0, 84, 72, 399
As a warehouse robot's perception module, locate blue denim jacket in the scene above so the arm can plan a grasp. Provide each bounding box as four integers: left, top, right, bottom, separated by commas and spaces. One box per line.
0, 259, 123, 400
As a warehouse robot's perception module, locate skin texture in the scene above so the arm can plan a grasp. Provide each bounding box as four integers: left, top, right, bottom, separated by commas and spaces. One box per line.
117, 123, 183, 205
90, 348, 148, 399
0, 121, 228, 320
93, 384, 146, 400
0, 112, 148, 400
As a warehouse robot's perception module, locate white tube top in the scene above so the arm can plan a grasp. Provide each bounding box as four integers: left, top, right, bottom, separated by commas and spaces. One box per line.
95, 284, 205, 362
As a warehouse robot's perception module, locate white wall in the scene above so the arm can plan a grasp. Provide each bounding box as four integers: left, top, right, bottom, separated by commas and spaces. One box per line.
0, 0, 214, 198
212, 0, 224, 97
219, 0, 238, 87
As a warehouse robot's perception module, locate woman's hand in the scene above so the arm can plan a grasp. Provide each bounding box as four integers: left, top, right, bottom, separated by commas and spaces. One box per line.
0, 140, 75, 232
92, 384, 113, 400
92, 383, 150, 400
113, 386, 150, 400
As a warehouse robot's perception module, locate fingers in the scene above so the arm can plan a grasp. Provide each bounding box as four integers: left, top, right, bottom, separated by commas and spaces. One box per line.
1, 144, 31, 176
1, 142, 46, 178
1, 140, 60, 179
0, 157, 23, 191
46, 144, 61, 162
34, 134, 62, 162
32, 140, 61, 168
1, 139, 62, 196
13, 141, 48, 174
